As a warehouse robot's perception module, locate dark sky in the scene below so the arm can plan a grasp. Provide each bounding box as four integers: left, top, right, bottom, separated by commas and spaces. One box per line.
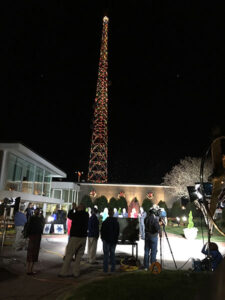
1, 1, 225, 184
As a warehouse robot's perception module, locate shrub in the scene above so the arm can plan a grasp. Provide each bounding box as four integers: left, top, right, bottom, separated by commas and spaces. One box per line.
142, 198, 153, 212
170, 200, 183, 218
108, 197, 118, 210
117, 197, 127, 210
187, 211, 194, 229
93, 195, 108, 213
81, 195, 93, 209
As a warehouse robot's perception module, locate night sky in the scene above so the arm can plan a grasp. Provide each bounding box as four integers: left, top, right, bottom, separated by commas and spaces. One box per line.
1, 1, 225, 184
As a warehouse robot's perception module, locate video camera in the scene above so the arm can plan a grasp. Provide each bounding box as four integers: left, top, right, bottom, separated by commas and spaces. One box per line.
3, 197, 16, 207
193, 257, 212, 272
149, 207, 161, 217
0, 197, 21, 216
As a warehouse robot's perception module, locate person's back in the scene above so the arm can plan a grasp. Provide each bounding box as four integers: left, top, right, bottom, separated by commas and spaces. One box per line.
144, 213, 160, 236
25, 204, 34, 221
27, 214, 44, 236
101, 216, 119, 244
59, 204, 89, 278
69, 209, 89, 237
14, 211, 27, 227
88, 212, 99, 238
87, 208, 99, 264
101, 208, 120, 273
14, 206, 27, 251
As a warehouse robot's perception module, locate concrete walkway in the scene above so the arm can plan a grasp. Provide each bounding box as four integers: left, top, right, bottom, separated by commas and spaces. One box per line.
0, 233, 225, 300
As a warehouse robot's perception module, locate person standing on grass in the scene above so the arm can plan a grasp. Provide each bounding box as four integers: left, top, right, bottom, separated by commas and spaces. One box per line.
101, 208, 119, 273
143, 207, 161, 271
26, 208, 45, 275
59, 203, 89, 278
87, 207, 99, 264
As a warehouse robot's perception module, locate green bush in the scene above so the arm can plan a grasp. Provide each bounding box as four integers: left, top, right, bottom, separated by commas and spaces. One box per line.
94, 195, 108, 213
81, 195, 93, 209
108, 197, 118, 210
142, 198, 153, 212
170, 200, 183, 217
187, 211, 194, 228
117, 197, 127, 210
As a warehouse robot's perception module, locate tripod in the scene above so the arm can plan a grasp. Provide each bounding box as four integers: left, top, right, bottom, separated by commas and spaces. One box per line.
160, 222, 177, 269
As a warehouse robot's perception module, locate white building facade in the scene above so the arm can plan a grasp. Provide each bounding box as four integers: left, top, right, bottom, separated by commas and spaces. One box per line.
0, 143, 67, 216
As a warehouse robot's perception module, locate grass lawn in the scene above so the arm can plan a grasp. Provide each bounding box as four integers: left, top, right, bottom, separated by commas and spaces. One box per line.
64, 270, 212, 300
165, 225, 225, 243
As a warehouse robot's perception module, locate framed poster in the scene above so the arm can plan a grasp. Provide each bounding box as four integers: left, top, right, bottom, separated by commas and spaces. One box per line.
43, 224, 51, 235
54, 224, 64, 234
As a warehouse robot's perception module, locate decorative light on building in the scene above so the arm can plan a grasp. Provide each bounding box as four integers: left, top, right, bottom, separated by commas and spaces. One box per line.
146, 192, 154, 200
90, 190, 97, 198
118, 192, 126, 199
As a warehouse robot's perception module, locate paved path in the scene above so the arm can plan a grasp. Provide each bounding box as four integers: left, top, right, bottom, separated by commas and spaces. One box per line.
0, 233, 225, 300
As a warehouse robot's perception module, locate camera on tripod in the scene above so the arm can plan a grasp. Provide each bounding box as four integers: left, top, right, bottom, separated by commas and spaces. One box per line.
149, 206, 161, 217
0, 197, 20, 217
3, 197, 16, 207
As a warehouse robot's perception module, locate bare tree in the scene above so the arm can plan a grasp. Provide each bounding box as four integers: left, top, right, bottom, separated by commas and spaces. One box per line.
162, 156, 212, 199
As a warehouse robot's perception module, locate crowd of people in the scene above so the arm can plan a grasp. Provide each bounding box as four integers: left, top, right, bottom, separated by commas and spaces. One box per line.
11, 202, 224, 278
59, 204, 120, 277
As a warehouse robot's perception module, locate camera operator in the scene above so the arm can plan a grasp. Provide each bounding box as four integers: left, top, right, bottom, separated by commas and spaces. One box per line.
143, 207, 162, 270
193, 242, 223, 272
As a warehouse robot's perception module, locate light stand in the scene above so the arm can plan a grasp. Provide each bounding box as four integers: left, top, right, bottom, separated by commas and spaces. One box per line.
199, 142, 214, 271
1, 207, 8, 253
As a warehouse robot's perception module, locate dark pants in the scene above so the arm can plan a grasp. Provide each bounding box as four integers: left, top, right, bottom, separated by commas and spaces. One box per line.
144, 234, 158, 269
103, 240, 116, 272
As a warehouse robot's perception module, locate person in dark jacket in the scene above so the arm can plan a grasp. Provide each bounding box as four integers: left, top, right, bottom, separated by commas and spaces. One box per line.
25, 203, 34, 221
101, 208, 119, 273
201, 242, 223, 271
59, 203, 89, 278
26, 208, 44, 275
144, 208, 161, 270
88, 208, 99, 264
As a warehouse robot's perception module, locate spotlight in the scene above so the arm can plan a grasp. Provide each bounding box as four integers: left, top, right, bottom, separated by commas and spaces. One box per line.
195, 184, 203, 200
47, 216, 54, 223
182, 216, 187, 222
176, 217, 180, 226
187, 186, 199, 202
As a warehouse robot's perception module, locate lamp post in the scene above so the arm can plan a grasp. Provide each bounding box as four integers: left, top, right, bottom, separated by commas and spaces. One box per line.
75, 171, 83, 183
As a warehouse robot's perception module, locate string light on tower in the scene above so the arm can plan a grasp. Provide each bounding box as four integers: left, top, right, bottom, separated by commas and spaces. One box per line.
87, 16, 109, 183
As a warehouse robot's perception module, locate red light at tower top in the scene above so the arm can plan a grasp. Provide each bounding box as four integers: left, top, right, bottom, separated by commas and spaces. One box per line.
87, 16, 109, 183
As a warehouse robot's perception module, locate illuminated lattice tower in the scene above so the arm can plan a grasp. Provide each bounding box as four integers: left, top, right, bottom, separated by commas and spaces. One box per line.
87, 16, 109, 183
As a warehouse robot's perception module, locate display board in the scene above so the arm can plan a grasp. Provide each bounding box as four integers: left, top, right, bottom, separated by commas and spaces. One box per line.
117, 218, 139, 242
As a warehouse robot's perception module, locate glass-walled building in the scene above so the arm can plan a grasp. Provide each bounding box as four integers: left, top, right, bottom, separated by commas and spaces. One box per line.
5, 153, 52, 197
0, 143, 67, 216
